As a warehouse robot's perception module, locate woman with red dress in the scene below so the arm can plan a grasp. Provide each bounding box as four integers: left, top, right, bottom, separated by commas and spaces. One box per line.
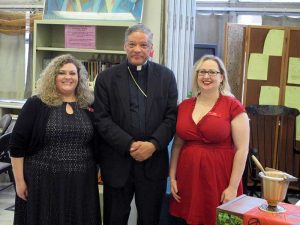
169, 55, 249, 225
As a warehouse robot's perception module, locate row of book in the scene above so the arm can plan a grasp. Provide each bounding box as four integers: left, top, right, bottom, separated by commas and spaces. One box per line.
42, 54, 127, 82
82, 60, 119, 82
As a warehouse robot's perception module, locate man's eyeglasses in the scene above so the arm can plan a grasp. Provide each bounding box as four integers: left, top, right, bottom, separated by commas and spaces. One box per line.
197, 70, 221, 76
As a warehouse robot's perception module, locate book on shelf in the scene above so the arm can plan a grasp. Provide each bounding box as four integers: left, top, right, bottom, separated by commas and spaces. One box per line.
41, 54, 125, 83
82, 54, 125, 82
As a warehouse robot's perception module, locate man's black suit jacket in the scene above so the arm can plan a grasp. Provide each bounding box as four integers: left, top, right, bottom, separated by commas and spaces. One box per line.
94, 61, 178, 188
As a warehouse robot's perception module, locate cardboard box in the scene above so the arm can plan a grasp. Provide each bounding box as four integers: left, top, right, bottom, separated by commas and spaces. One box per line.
216, 194, 266, 225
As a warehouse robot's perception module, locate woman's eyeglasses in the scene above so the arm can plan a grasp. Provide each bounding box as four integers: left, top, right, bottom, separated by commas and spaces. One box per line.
197, 70, 221, 77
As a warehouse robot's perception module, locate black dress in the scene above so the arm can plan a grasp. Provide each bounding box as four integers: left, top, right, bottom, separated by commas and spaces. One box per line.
14, 102, 101, 225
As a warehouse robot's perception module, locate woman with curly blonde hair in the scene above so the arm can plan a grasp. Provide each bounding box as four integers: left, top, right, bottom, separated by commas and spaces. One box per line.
35, 54, 94, 107
10, 54, 101, 225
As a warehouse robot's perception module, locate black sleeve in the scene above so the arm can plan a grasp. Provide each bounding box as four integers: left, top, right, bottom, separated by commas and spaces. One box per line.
93, 73, 134, 156
149, 69, 178, 151
9, 97, 40, 157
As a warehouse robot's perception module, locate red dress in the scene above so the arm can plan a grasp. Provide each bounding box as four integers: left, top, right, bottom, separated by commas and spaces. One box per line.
169, 95, 244, 225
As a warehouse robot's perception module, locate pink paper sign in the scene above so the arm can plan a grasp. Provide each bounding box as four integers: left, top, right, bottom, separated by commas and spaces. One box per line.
65, 25, 96, 49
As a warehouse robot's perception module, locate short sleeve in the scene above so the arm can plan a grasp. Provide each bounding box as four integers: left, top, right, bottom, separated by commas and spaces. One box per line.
230, 98, 245, 120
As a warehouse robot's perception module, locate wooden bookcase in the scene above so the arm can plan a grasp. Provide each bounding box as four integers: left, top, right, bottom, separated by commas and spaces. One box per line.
0, 1, 165, 117
32, 19, 134, 90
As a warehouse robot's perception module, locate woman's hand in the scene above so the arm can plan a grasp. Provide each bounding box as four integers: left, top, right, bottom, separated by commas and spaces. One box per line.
11, 157, 27, 200
170, 179, 181, 202
220, 185, 237, 204
16, 179, 28, 201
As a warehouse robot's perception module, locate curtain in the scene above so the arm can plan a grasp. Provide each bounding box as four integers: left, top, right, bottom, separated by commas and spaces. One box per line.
0, 33, 25, 99
24, 32, 33, 99
0, 0, 43, 4
165, 0, 196, 103
0, 10, 42, 100
262, 15, 300, 26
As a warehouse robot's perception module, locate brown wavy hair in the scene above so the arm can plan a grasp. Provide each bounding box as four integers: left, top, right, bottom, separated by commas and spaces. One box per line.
34, 54, 94, 108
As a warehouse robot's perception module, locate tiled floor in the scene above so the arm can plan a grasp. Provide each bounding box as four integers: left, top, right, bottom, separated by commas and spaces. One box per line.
0, 182, 15, 225
1, 176, 299, 225
0, 179, 135, 225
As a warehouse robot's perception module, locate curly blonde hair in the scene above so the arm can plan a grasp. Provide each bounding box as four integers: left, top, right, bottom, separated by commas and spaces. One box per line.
35, 54, 94, 108
191, 55, 233, 97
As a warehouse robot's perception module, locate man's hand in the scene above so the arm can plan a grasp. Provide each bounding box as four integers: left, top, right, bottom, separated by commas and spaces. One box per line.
130, 141, 156, 161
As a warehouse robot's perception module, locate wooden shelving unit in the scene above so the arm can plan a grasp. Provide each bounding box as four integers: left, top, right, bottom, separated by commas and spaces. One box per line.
32, 19, 134, 90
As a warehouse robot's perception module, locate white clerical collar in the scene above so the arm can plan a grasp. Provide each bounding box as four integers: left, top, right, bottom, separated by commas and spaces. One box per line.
128, 60, 148, 71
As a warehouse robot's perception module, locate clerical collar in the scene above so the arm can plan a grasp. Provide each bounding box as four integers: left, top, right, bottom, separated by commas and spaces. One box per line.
127, 60, 148, 72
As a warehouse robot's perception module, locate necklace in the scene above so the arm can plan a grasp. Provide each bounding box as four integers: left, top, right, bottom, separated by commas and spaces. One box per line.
127, 66, 147, 98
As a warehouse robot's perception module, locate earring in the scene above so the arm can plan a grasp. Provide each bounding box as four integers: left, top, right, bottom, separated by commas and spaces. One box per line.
219, 82, 224, 91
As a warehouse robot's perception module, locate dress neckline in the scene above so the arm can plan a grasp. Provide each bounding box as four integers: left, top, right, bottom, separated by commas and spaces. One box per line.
63, 102, 77, 115
191, 94, 222, 125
